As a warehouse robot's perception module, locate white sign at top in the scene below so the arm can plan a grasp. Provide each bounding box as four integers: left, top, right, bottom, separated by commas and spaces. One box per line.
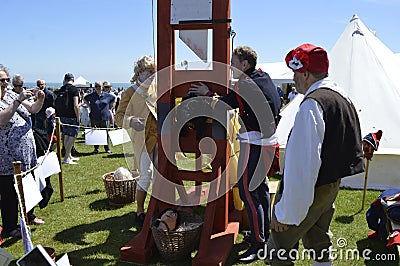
170, 0, 212, 25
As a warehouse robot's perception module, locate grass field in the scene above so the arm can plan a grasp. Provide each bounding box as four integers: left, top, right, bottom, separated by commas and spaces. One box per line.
1, 131, 399, 265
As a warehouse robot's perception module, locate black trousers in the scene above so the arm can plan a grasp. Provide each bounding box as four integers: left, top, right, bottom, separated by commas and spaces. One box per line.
0, 175, 18, 234
91, 119, 110, 151
237, 143, 271, 244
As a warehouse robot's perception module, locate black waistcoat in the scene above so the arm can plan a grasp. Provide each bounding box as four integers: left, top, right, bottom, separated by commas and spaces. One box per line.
280, 87, 365, 193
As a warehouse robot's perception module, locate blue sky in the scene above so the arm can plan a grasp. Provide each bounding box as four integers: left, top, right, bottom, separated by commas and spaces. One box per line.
2, 0, 399, 83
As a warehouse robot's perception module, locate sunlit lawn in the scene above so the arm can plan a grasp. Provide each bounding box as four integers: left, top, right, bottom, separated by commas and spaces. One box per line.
0, 131, 398, 265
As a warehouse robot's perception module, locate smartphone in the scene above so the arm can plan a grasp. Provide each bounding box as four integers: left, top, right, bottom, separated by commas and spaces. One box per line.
28, 88, 38, 97
16, 245, 57, 266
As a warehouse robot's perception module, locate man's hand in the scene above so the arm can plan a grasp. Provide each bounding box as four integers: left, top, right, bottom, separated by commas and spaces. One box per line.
36, 89, 45, 101
188, 82, 211, 96
271, 214, 289, 232
362, 141, 375, 160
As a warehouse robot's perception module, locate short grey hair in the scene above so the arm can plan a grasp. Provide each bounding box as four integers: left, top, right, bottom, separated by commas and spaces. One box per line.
12, 74, 24, 85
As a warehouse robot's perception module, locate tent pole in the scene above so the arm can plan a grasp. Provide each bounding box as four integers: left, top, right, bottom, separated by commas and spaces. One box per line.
361, 159, 370, 210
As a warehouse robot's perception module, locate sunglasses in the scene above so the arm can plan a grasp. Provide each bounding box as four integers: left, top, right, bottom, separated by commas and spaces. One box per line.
0, 78, 11, 83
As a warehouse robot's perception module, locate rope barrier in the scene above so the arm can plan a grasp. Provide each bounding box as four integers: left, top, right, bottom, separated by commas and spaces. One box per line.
15, 120, 122, 177
59, 121, 120, 131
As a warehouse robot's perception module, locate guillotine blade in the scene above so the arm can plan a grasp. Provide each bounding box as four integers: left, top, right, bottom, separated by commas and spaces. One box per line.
179, 30, 208, 61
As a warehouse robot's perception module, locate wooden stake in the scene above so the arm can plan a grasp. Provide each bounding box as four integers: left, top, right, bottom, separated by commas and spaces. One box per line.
56, 117, 64, 201
361, 159, 370, 210
13, 161, 28, 223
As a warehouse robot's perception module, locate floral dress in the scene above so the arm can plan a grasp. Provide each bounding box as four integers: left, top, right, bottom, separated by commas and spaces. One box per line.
0, 90, 37, 175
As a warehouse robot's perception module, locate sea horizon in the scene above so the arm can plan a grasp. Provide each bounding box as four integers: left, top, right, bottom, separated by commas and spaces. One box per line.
23, 82, 132, 91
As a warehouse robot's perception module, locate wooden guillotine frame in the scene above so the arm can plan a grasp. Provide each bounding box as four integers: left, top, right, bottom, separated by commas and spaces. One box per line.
120, 0, 241, 264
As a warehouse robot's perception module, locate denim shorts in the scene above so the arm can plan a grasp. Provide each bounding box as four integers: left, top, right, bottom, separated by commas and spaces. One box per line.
60, 117, 80, 137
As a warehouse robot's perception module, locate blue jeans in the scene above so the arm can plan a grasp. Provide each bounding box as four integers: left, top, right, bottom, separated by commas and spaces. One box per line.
60, 117, 79, 137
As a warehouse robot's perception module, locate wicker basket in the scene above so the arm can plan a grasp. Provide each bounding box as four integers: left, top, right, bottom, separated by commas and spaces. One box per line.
151, 210, 203, 261
102, 170, 139, 206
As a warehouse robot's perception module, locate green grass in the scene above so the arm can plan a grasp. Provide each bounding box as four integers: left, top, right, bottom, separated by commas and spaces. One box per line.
1, 131, 399, 265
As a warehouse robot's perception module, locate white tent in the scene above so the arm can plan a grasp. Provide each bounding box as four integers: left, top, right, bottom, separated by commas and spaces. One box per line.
74, 76, 91, 87
330, 14, 400, 152
396, 53, 400, 64
257, 62, 293, 86
277, 14, 400, 189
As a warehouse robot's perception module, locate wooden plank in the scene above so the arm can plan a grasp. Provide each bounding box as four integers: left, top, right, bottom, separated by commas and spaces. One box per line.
192, 210, 241, 266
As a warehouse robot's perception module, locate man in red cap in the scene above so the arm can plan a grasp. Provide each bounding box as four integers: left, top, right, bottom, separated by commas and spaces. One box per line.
266, 44, 365, 265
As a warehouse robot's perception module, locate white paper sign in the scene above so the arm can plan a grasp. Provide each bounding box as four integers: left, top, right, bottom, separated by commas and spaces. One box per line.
85, 129, 108, 145
34, 152, 61, 191
108, 128, 131, 146
17, 173, 43, 213
56, 253, 71, 266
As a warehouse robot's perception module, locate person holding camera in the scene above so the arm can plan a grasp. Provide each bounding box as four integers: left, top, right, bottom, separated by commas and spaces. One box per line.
0, 68, 45, 239
115, 55, 157, 227
33, 79, 56, 131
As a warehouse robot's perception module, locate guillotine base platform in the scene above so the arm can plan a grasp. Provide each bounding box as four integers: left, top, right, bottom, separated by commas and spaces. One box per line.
120, 207, 241, 265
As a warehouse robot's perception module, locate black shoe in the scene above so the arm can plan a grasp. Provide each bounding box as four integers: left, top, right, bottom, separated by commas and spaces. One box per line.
135, 213, 146, 227
93, 149, 99, 154
237, 243, 265, 264
243, 233, 253, 244
71, 146, 80, 156
1, 227, 22, 239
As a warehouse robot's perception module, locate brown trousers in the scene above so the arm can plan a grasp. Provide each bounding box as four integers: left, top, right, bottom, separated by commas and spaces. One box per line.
267, 179, 341, 265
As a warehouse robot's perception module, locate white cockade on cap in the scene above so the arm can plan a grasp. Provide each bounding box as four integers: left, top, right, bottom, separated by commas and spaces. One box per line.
288, 56, 303, 70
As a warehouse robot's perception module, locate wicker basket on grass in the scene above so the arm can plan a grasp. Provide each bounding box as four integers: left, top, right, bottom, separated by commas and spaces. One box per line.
151, 210, 203, 261
102, 169, 139, 206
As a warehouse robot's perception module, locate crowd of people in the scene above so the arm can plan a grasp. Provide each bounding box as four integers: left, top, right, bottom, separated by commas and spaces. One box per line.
0, 69, 122, 239
1, 42, 375, 266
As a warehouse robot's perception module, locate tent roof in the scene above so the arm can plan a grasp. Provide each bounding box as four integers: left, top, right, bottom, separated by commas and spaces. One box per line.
74, 76, 91, 87
277, 14, 400, 153
329, 14, 400, 153
257, 62, 293, 85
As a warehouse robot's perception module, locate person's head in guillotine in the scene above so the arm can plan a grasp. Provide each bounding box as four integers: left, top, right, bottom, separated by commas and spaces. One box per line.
230, 46, 258, 79
130, 55, 156, 87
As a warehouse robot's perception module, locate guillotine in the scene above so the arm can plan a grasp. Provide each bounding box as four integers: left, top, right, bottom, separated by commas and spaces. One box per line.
120, 1, 241, 264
